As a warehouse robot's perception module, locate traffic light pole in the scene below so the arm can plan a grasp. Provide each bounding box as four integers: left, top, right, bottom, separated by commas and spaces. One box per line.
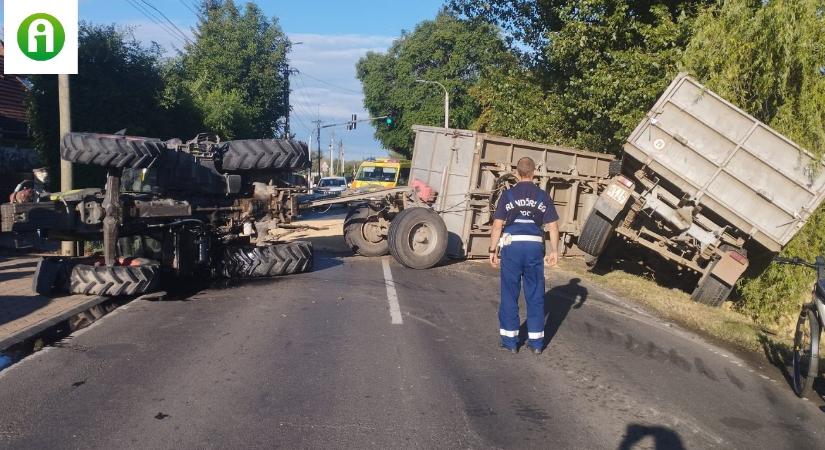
313, 115, 390, 180
415, 79, 449, 129
314, 121, 322, 180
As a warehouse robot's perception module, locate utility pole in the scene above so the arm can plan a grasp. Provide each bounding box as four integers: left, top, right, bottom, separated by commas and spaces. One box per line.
338, 140, 344, 175
307, 131, 313, 188
282, 65, 291, 137
281, 42, 302, 138
329, 130, 335, 177
313, 120, 322, 181
58, 74, 75, 257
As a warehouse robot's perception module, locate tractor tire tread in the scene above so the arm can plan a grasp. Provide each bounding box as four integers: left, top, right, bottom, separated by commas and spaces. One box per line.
220, 139, 310, 171
61, 132, 165, 169
220, 241, 313, 278
69, 264, 161, 296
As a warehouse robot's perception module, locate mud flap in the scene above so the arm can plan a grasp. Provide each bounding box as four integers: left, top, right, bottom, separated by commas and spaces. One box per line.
594, 179, 634, 221
710, 251, 749, 286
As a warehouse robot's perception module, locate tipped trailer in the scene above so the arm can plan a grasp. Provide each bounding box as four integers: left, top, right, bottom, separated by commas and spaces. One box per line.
579, 73, 825, 306
338, 126, 615, 266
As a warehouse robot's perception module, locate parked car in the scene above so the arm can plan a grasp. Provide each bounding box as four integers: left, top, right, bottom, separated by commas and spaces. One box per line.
316, 177, 348, 195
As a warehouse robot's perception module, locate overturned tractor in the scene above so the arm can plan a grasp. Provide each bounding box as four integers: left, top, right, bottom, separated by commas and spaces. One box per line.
2, 132, 314, 297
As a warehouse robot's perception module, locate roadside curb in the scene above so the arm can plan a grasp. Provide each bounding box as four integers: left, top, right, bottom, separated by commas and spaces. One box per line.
0, 295, 107, 353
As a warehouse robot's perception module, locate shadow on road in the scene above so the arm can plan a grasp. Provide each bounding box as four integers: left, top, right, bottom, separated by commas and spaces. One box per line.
617, 423, 685, 450
758, 333, 795, 390
0, 261, 39, 271
527, 278, 588, 349
0, 259, 50, 327
0, 260, 37, 284
310, 251, 346, 271
0, 295, 50, 328
757, 332, 825, 402
155, 253, 344, 301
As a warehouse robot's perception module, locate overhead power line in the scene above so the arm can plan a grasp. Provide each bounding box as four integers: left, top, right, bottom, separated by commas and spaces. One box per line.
299, 71, 362, 95
178, 0, 198, 16
124, 0, 186, 48
137, 0, 192, 45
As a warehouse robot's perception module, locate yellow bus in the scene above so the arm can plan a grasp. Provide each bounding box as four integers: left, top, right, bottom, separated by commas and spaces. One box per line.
351, 158, 411, 189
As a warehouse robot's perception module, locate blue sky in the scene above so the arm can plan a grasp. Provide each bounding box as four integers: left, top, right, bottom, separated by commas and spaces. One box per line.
1, 0, 447, 160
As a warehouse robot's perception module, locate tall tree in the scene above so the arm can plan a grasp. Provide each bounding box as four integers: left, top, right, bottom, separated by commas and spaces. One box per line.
27, 23, 179, 189
453, 0, 710, 154
356, 12, 513, 157
175, 0, 290, 139
682, 0, 825, 324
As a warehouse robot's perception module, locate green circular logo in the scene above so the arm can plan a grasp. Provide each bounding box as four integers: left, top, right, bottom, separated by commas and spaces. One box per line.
17, 13, 66, 61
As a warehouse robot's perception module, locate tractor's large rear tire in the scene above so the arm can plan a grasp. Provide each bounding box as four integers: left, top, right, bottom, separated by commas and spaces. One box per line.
220, 241, 313, 278
61, 132, 165, 169
578, 212, 615, 257
388, 207, 448, 269
69, 264, 161, 296
344, 204, 389, 257
219, 139, 310, 171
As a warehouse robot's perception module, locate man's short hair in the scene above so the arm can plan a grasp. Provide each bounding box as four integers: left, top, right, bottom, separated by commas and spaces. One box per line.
516, 157, 536, 178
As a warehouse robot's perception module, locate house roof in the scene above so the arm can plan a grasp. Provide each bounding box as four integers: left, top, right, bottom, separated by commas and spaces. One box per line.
0, 41, 30, 140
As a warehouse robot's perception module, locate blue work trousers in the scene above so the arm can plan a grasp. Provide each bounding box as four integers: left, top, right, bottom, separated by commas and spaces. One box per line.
499, 242, 545, 350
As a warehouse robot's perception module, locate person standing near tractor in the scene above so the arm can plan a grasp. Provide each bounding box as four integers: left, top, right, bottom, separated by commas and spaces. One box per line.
489, 157, 560, 354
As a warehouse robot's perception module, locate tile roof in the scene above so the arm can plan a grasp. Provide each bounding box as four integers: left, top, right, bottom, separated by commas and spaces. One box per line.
0, 42, 29, 139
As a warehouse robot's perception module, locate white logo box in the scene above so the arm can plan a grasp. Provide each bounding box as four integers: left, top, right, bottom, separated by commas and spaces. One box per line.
4, 0, 78, 74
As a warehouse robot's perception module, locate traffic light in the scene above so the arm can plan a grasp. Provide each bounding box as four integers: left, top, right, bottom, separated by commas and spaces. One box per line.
347, 114, 357, 131
385, 116, 394, 128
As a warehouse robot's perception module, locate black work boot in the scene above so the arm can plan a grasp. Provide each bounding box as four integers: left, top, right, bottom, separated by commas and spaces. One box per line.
499, 344, 517, 354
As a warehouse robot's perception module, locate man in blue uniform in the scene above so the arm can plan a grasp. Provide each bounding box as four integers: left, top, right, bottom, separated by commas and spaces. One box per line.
489, 157, 560, 354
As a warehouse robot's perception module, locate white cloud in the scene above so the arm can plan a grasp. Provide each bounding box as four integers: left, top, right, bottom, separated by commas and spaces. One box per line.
120, 20, 192, 53
125, 23, 395, 159
287, 32, 395, 159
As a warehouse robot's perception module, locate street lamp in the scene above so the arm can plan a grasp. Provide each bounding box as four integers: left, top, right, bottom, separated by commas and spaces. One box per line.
415, 79, 449, 129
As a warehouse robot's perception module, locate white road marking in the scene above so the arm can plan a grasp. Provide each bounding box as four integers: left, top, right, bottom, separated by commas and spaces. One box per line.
381, 258, 403, 325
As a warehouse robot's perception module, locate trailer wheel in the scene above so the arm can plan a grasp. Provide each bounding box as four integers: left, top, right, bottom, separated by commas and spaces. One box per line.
344, 204, 389, 257
69, 264, 161, 296
690, 268, 733, 307
578, 212, 614, 257
61, 132, 165, 169
219, 139, 310, 171
220, 241, 313, 278
388, 207, 448, 269
608, 159, 623, 177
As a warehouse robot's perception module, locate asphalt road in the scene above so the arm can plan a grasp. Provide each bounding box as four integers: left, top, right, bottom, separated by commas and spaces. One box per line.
1, 248, 824, 449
